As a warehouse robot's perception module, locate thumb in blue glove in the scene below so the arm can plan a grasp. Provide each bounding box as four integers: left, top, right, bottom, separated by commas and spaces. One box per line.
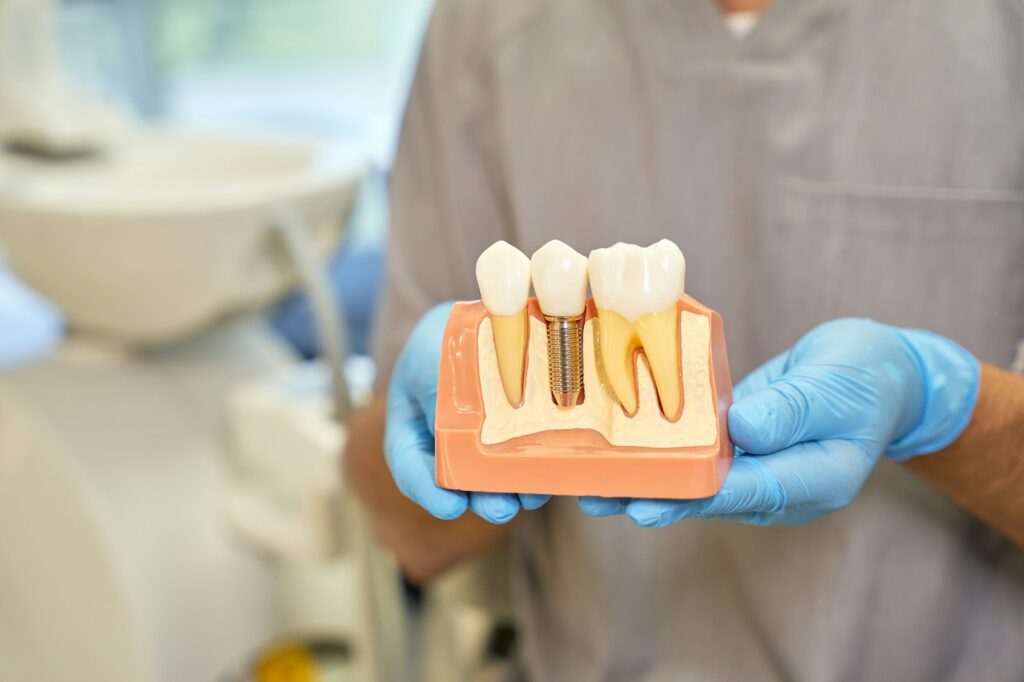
580, 318, 979, 527
385, 302, 550, 523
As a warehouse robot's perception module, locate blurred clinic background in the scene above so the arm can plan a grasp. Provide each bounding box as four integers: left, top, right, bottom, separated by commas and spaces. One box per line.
0, 0, 512, 680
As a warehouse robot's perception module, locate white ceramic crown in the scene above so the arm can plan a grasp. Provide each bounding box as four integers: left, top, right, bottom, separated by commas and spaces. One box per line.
588, 239, 685, 322
475, 241, 531, 316
529, 240, 589, 318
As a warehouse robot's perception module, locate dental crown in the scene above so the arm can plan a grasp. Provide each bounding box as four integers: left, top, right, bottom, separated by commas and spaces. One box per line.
476, 241, 531, 316
588, 240, 685, 322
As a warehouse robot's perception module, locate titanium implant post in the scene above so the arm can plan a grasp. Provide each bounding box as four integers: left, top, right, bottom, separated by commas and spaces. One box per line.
545, 314, 584, 407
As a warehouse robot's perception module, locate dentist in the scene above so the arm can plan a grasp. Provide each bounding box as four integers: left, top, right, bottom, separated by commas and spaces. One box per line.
346, 0, 1024, 679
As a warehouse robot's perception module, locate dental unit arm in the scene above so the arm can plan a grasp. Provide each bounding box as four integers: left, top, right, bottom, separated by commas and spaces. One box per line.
434, 240, 734, 499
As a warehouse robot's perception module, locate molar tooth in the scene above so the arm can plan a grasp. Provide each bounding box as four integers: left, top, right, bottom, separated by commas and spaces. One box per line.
476, 241, 531, 406
588, 240, 686, 419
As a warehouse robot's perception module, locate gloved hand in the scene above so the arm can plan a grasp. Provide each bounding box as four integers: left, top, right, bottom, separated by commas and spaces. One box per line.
580, 318, 980, 527
385, 302, 550, 523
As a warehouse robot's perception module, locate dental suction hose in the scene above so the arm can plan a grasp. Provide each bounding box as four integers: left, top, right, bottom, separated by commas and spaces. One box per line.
270, 208, 352, 420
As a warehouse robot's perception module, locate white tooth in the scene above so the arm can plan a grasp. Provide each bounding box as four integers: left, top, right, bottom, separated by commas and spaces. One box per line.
476, 241, 531, 315
476, 241, 531, 406
588, 240, 686, 419
588, 239, 685, 322
530, 240, 589, 318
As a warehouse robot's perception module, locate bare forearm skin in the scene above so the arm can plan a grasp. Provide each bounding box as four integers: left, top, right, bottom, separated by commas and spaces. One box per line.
905, 363, 1024, 548
342, 398, 515, 585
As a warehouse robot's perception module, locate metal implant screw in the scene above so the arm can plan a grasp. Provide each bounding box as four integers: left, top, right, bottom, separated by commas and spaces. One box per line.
545, 315, 584, 407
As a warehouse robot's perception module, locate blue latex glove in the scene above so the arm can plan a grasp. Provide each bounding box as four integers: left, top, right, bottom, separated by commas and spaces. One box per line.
385, 302, 550, 523
580, 318, 980, 527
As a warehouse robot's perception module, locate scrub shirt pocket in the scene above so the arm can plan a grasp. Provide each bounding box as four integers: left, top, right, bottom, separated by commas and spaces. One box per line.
763, 177, 1024, 364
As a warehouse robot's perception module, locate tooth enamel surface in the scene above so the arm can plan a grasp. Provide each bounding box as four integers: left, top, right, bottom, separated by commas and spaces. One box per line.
477, 241, 531, 315
476, 241, 531, 405
530, 240, 589, 318
588, 239, 685, 322
589, 240, 686, 418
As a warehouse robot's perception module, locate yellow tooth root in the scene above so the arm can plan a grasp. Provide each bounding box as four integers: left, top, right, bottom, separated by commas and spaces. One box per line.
596, 307, 682, 420
634, 306, 683, 420
595, 310, 641, 415
490, 310, 528, 406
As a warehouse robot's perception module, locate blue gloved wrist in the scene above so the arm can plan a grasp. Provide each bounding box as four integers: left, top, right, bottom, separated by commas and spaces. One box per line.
885, 328, 981, 461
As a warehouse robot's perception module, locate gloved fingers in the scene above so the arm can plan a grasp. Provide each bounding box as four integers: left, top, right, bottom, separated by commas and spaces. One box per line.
383, 383, 424, 471
731, 351, 790, 402
624, 441, 875, 526
624, 505, 784, 528
728, 368, 878, 455
391, 434, 468, 519
384, 389, 468, 520
391, 302, 454, 433
701, 511, 777, 525
759, 439, 876, 515
623, 456, 785, 526
578, 496, 630, 517
581, 452, 792, 526
623, 500, 690, 527
621, 502, 784, 528
518, 493, 551, 511
470, 492, 523, 524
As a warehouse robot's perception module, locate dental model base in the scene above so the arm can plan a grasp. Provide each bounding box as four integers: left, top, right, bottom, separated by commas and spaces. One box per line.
435, 240, 733, 500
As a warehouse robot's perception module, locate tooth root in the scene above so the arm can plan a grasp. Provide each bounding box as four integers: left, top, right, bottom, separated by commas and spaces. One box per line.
596, 309, 640, 416
633, 306, 682, 420
596, 306, 682, 419
490, 310, 528, 406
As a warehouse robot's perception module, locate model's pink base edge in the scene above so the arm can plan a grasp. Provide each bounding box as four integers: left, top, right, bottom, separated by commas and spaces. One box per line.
434, 295, 734, 500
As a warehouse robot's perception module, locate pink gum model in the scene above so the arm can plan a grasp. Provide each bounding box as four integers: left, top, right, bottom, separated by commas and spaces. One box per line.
434, 295, 733, 499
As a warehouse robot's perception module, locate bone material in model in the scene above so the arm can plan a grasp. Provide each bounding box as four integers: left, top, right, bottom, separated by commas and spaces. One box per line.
588, 240, 686, 419
529, 240, 589, 408
476, 241, 531, 406
477, 310, 717, 447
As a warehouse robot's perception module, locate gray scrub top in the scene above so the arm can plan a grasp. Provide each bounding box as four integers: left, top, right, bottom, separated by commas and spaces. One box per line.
373, 0, 1024, 679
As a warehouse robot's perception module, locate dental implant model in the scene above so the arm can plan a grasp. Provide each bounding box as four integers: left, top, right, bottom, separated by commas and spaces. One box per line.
530, 240, 589, 408
434, 239, 733, 500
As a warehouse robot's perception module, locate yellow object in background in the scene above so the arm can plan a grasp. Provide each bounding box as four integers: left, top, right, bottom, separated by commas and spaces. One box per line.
255, 644, 320, 682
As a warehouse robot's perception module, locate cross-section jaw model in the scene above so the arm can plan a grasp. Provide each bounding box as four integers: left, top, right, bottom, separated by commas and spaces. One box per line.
436, 239, 733, 499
